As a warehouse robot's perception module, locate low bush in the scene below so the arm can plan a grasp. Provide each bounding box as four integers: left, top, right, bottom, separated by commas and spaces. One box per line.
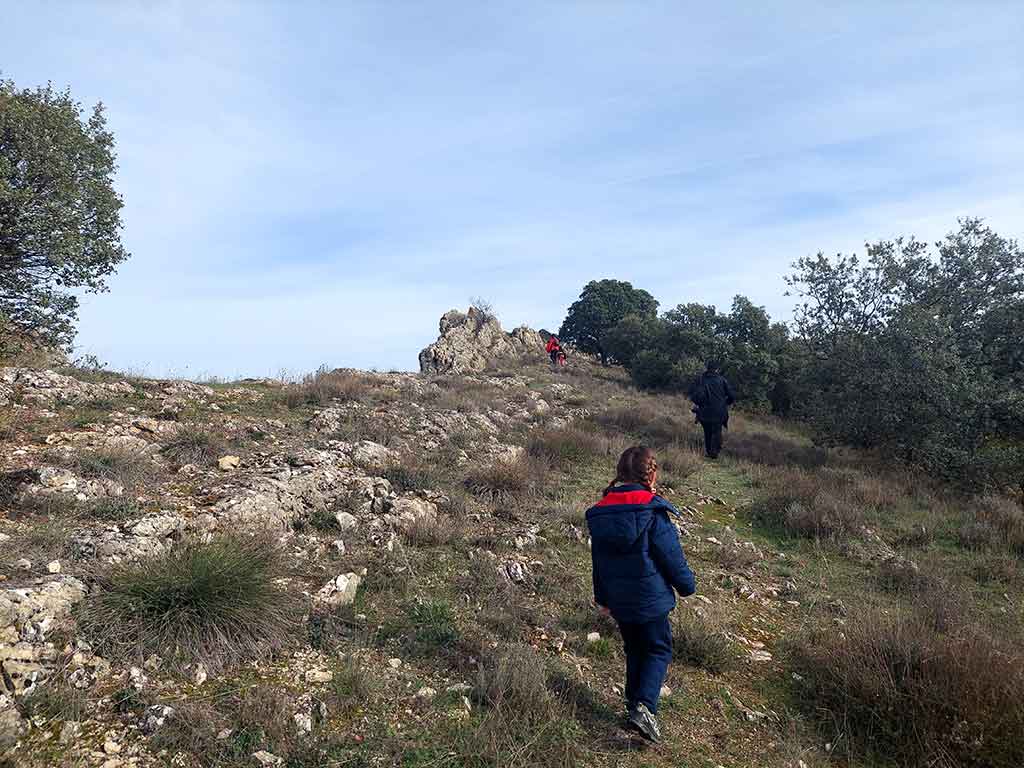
791, 610, 1024, 767
161, 425, 227, 467
672, 613, 733, 675
381, 454, 450, 494
151, 683, 310, 767
724, 424, 828, 469
401, 514, 464, 546
281, 368, 376, 408
783, 493, 865, 542
73, 446, 153, 489
590, 402, 696, 447
84, 496, 144, 521
77, 536, 299, 671
526, 425, 610, 470
749, 466, 870, 542
463, 457, 539, 505
17, 679, 88, 721
958, 495, 1024, 555
657, 443, 703, 487
327, 656, 374, 714
405, 599, 458, 650
462, 645, 583, 768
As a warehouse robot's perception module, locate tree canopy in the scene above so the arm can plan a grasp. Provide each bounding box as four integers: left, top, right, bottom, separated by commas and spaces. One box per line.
0, 79, 129, 353
558, 279, 658, 365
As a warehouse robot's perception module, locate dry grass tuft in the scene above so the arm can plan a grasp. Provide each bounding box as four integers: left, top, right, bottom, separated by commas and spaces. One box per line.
673, 612, 734, 675
161, 424, 227, 467
281, 368, 377, 408
525, 425, 611, 470
71, 446, 154, 489
462, 645, 584, 768
463, 456, 540, 505
401, 514, 465, 546
959, 495, 1024, 555
791, 610, 1024, 767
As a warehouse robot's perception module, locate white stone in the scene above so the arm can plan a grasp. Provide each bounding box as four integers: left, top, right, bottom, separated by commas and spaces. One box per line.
193, 663, 208, 685
304, 669, 334, 683
334, 512, 357, 532
293, 711, 312, 735
218, 455, 241, 471
331, 539, 346, 555
415, 686, 437, 701
103, 739, 122, 754
252, 751, 284, 766
388, 658, 402, 669
314, 573, 361, 607
586, 632, 601, 643
46, 560, 62, 574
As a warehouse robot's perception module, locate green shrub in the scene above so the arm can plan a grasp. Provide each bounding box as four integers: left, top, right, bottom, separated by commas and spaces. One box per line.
406, 599, 458, 649
84, 496, 143, 521
77, 536, 299, 671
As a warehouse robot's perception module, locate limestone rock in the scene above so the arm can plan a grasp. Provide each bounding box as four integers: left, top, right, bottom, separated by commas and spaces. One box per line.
218, 455, 241, 471
350, 441, 394, 471
418, 307, 543, 374
387, 496, 438, 530
315, 573, 361, 607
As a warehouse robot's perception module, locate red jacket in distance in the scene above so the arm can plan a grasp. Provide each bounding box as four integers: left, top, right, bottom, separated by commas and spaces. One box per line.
546, 337, 561, 354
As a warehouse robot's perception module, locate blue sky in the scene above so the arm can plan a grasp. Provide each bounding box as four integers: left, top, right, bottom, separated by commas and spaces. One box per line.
5, 2, 1022, 377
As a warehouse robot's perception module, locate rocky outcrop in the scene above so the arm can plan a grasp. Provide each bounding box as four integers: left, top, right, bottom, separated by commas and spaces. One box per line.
418, 308, 543, 374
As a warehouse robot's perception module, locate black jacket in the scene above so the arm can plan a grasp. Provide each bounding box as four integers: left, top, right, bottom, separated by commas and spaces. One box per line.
689, 372, 735, 424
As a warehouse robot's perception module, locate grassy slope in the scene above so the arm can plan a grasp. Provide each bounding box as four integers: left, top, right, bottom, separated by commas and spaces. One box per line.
4, 357, 1022, 768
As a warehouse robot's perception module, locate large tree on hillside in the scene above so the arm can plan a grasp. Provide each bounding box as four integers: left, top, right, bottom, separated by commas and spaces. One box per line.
0, 79, 129, 352
559, 279, 658, 365
786, 218, 1024, 489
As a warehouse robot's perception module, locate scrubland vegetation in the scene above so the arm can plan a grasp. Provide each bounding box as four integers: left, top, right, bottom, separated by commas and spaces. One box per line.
3, 348, 1018, 768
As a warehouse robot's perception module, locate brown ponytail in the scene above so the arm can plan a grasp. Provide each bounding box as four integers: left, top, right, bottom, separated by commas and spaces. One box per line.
603, 446, 658, 496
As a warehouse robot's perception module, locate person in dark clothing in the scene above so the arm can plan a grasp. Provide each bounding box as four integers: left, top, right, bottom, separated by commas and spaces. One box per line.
688, 361, 736, 459
586, 446, 697, 743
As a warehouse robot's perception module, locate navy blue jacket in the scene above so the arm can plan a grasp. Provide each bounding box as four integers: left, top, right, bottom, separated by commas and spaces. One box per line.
585, 484, 697, 623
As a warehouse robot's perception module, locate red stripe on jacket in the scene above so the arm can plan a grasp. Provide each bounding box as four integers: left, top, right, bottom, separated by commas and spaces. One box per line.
596, 490, 655, 507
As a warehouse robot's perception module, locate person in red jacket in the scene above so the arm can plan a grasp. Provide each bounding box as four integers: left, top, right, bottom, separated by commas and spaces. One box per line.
545, 335, 562, 365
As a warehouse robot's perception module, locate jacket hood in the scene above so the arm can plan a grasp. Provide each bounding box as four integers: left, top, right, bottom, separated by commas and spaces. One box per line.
586, 484, 656, 553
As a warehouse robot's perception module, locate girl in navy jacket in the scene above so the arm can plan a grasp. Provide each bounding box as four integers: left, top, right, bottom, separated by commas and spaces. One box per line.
586, 446, 696, 742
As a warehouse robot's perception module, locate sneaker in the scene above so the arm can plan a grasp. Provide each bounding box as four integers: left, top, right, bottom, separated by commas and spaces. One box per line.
627, 702, 661, 743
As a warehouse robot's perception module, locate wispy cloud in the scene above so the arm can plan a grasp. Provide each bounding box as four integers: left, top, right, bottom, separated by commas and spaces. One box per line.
5, 2, 1022, 376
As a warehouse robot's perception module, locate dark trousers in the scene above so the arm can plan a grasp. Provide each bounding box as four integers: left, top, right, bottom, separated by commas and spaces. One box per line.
700, 420, 723, 458
617, 614, 673, 713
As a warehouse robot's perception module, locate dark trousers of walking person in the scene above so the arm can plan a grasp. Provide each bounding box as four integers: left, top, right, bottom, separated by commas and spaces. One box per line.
700, 419, 723, 458
617, 615, 673, 714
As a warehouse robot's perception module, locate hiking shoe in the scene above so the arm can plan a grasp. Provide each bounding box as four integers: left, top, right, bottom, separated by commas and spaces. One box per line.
627, 702, 661, 743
